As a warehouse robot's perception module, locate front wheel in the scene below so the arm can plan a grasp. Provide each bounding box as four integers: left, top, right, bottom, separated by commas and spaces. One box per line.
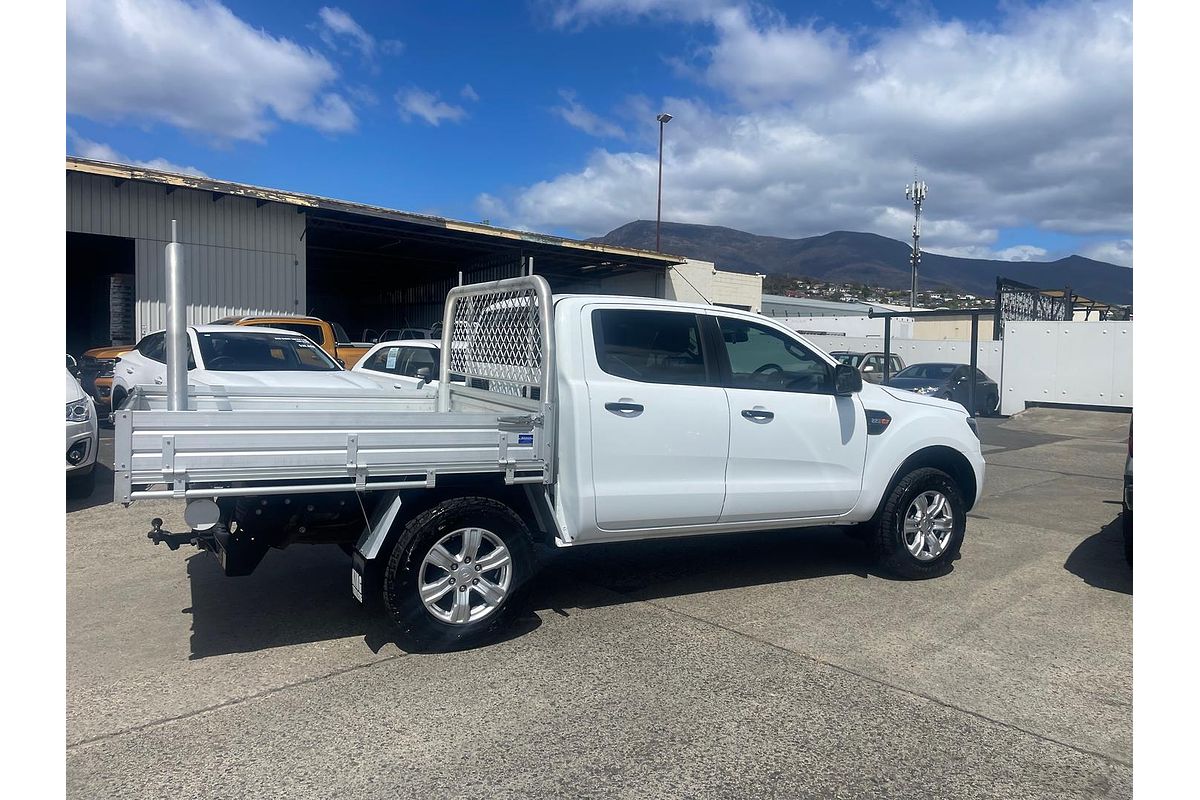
383, 496, 533, 650
872, 467, 966, 579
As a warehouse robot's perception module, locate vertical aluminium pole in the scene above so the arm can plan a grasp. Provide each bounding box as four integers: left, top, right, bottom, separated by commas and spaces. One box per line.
164, 220, 188, 412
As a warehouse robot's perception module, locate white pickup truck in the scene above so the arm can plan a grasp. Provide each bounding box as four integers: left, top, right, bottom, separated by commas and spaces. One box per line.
116, 276, 984, 648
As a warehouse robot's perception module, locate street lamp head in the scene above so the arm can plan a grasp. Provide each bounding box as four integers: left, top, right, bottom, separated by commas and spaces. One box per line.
657, 113, 673, 124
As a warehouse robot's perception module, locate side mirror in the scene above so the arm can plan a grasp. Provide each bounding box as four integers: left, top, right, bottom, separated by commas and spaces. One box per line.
834, 363, 862, 396
862, 364, 876, 373
415, 366, 432, 390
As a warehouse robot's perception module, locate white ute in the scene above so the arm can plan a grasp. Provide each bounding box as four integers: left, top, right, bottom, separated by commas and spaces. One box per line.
117, 276, 984, 648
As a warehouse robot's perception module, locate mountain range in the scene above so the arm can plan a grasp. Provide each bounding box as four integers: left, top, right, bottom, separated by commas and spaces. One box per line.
592, 221, 1132, 305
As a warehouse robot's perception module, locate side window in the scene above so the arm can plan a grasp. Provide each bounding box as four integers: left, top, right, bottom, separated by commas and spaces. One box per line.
138, 333, 195, 368
138, 333, 166, 363
593, 309, 710, 386
890, 356, 903, 373
862, 355, 884, 374
401, 347, 438, 379
362, 346, 402, 374
718, 317, 832, 393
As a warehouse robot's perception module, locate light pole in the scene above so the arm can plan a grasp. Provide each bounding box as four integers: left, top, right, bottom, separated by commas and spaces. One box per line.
656, 113, 672, 251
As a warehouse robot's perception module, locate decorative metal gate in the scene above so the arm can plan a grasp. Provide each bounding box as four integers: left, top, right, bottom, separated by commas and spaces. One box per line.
993, 277, 1074, 340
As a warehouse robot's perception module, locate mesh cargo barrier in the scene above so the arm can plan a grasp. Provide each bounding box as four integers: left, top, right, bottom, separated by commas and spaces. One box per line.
442, 278, 548, 399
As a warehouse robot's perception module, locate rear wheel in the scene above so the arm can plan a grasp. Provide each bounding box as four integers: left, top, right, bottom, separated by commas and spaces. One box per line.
872, 467, 966, 579
383, 497, 532, 650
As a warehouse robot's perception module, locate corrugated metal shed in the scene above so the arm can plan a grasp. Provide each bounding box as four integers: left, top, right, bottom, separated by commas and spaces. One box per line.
67, 168, 305, 337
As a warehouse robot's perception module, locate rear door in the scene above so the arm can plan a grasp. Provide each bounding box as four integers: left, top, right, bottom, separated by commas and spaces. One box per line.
713, 314, 867, 522
584, 305, 729, 531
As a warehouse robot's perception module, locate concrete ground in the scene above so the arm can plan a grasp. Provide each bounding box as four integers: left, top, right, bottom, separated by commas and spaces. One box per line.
66, 408, 1132, 799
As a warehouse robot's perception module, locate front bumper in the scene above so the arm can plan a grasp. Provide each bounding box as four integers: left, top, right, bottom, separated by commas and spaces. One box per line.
66, 418, 98, 473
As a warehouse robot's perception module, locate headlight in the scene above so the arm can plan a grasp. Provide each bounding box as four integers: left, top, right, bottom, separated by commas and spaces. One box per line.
66, 401, 91, 422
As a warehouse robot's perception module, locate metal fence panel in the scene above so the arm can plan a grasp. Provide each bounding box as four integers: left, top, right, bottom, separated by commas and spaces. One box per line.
999, 321, 1132, 415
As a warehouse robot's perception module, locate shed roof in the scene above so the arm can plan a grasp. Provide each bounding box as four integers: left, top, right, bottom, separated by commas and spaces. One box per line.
66, 157, 685, 275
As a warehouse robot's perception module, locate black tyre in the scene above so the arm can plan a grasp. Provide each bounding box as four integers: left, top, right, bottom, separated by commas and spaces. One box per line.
383, 496, 533, 650
982, 391, 999, 417
872, 467, 966, 579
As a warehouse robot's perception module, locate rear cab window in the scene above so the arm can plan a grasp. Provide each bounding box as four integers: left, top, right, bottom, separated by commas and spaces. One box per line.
592, 308, 712, 386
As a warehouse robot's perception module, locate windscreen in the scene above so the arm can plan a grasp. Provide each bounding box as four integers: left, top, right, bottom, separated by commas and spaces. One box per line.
195, 331, 341, 372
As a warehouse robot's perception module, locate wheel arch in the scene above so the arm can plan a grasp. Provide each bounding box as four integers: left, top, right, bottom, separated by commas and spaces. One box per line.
883, 445, 978, 514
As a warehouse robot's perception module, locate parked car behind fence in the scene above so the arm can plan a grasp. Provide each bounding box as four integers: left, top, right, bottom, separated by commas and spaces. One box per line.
886, 362, 999, 416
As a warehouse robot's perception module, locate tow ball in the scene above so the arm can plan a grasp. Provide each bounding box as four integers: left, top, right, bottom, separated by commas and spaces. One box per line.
146, 517, 207, 551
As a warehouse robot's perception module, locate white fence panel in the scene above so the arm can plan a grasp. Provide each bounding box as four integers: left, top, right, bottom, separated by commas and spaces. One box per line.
999, 321, 1132, 416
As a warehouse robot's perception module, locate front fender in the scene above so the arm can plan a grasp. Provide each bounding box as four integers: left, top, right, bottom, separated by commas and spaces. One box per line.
851, 387, 985, 517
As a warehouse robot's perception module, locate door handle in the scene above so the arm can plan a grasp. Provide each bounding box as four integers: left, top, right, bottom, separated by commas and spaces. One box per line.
605, 400, 644, 417
125, 368, 134, 374
741, 408, 774, 422
154, 377, 163, 384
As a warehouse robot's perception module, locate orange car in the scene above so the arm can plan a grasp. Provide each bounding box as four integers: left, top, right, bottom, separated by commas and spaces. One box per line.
210, 316, 372, 368
78, 344, 134, 409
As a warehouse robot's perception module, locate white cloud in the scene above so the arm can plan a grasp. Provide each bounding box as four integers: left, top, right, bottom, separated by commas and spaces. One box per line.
993, 245, 1050, 262
552, 90, 626, 139
548, 0, 729, 28
315, 6, 376, 59
494, 1, 1131, 258
68, 130, 208, 177
461, 84, 481, 102
67, 0, 356, 142
397, 87, 468, 126
1081, 239, 1133, 267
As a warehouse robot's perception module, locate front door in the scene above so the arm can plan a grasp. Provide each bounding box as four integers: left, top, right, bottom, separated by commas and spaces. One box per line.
713, 315, 867, 522
585, 306, 729, 531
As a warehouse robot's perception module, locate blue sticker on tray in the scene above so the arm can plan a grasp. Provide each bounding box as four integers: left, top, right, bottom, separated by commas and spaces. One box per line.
518, 434, 534, 445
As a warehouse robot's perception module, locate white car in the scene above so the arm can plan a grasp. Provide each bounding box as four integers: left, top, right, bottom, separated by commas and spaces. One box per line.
352, 340, 445, 390
66, 367, 98, 495
111, 325, 386, 408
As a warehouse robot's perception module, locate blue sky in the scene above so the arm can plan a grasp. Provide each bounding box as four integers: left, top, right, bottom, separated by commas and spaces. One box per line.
66, 0, 1132, 266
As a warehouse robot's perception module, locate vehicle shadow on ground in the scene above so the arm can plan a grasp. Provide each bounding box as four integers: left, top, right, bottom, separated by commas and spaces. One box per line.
65, 463, 115, 513
527, 526, 891, 613
1063, 513, 1131, 595
184, 545, 396, 659
182, 526, 892, 658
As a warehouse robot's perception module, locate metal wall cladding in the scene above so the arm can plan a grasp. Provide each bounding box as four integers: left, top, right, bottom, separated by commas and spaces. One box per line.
67, 172, 306, 337
999, 321, 1132, 416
